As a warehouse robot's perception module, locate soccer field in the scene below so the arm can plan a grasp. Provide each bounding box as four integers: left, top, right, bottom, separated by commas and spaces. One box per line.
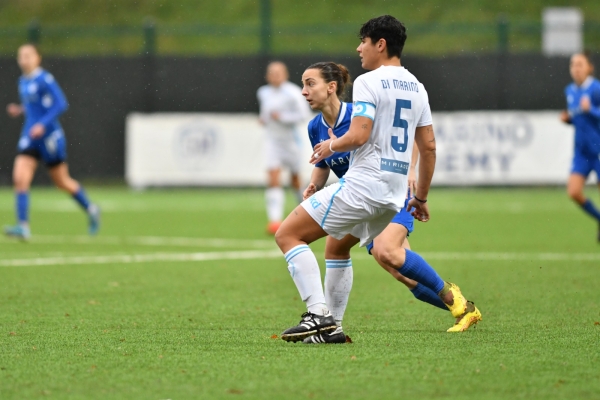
0, 186, 598, 399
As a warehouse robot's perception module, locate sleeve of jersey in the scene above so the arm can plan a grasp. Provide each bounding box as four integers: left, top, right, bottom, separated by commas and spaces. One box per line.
351, 77, 376, 120
588, 85, 600, 120
417, 87, 433, 127
38, 74, 69, 127
307, 120, 328, 169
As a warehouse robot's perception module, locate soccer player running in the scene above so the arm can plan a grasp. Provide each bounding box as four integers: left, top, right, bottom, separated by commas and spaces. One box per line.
560, 52, 600, 241
299, 62, 481, 343
275, 15, 478, 343
257, 61, 312, 235
4, 44, 100, 240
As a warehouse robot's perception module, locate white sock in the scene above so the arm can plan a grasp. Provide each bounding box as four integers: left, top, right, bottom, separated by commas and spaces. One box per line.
265, 187, 284, 222
285, 245, 328, 316
324, 259, 353, 327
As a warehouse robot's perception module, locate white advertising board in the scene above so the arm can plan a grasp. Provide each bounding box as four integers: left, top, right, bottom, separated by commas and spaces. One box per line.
126, 111, 575, 188
126, 113, 315, 188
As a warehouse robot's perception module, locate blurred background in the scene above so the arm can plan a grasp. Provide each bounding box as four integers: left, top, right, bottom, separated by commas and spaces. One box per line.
0, 0, 598, 186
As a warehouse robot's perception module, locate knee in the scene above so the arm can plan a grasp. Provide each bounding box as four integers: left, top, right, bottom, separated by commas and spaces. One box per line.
274, 227, 288, 250
567, 186, 584, 203
372, 246, 402, 269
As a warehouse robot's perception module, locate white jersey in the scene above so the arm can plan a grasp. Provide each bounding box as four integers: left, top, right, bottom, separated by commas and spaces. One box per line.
257, 81, 311, 142
345, 65, 433, 210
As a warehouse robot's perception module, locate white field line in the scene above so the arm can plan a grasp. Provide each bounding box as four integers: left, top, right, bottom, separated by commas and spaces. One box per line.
1, 250, 599, 268
0, 250, 283, 267
0, 235, 275, 249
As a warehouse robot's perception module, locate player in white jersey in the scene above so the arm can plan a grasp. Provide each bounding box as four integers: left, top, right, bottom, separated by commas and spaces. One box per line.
275, 15, 472, 342
257, 61, 311, 234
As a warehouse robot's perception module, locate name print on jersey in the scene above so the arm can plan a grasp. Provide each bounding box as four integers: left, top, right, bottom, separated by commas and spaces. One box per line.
381, 79, 419, 92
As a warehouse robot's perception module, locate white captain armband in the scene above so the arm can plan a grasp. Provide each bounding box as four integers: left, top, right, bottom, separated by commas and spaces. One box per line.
352, 101, 376, 120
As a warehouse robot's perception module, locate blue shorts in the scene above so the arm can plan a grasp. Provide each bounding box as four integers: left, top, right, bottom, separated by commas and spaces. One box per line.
366, 197, 415, 254
17, 129, 67, 167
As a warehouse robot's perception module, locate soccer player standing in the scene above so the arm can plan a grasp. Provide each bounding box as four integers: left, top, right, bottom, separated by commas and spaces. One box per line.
4, 44, 100, 240
274, 16, 470, 342
257, 61, 311, 234
299, 62, 480, 343
560, 52, 600, 241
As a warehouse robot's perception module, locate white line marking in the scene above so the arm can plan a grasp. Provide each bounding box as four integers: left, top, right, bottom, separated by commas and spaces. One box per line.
0, 250, 283, 267
0, 235, 275, 248
1, 250, 599, 268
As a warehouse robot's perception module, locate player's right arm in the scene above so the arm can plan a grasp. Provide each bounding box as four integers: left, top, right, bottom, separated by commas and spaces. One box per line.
6, 103, 23, 118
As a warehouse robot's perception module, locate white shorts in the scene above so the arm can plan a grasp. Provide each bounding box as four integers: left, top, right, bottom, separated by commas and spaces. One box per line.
301, 180, 397, 247
265, 138, 301, 173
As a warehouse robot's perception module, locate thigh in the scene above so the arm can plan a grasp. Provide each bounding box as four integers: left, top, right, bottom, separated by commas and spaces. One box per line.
325, 234, 360, 259
13, 154, 38, 187
275, 205, 327, 253
48, 162, 71, 186
567, 173, 587, 196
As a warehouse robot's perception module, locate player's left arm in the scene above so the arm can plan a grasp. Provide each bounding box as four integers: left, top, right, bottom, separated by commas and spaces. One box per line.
407, 141, 419, 197
407, 124, 436, 222
310, 117, 372, 164
583, 86, 600, 119
37, 74, 69, 127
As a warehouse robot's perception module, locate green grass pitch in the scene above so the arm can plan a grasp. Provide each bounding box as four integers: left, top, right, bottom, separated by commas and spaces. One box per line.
0, 186, 599, 399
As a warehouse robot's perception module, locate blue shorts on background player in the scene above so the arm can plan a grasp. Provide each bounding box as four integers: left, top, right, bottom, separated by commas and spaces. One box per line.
3, 44, 100, 240
561, 52, 600, 242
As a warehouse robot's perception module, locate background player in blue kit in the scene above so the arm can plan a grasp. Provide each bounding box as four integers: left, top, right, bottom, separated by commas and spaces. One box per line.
560, 52, 600, 241
4, 44, 100, 240
298, 61, 480, 343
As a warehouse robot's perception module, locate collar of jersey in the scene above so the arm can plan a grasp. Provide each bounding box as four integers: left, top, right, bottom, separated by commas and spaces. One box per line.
580, 76, 594, 90
320, 102, 347, 129
23, 67, 43, 80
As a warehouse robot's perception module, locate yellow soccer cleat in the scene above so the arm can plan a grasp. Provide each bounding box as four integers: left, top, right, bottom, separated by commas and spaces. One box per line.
447, 302, 482, 332
440, 282, 468, 318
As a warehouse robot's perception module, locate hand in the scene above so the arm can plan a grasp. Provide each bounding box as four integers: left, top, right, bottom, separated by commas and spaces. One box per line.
29, 123, 45, 139
559, 110, 571, 124
310, 128, 337, 165
6, 103, 23, 118
407, 197, 430, 222
303, 183, 318, 200
270, 111, 280, 121
407, 168, 417, 197
580, 96, 591, 112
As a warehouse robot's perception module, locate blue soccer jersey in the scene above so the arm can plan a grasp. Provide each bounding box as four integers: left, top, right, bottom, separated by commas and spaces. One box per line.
565, 77, 600, 157
16, 68, 69, 166
19, 68, 68, 139
307, 102, 353, 178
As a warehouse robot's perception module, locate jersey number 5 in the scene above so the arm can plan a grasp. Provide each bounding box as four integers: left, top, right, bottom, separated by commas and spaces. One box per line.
392, 99, 411, 152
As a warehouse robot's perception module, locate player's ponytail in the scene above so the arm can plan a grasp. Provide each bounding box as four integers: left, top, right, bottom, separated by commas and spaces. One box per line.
306, 61, 352, 99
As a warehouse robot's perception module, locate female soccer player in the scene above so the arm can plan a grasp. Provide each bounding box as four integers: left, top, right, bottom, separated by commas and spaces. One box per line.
4, 44, 100, 240
296, 62, 480, 344
560, 52, 600, 241
257, 61, 311, 234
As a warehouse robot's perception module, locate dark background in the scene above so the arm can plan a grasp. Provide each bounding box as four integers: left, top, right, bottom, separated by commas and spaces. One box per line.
0, 53, 588, 184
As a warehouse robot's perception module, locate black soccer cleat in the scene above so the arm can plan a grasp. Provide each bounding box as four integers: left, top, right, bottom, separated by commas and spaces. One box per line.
280, 312, 337, 342
303, 327, 347, 344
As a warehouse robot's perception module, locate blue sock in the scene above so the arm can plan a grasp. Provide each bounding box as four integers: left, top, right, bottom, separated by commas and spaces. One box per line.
410, 283, 448, 311
398, 249, 445, 294
16, 191, 29, 224
581, 199, 600, 222
72, 187, 91, 211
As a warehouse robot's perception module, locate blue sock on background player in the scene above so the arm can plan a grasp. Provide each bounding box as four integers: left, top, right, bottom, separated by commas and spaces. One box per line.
71, 187, 91, 211
580, 199, 600, 222
16, 191, 29, 225
398, 249, 445, 294
410, 283, 448, 310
